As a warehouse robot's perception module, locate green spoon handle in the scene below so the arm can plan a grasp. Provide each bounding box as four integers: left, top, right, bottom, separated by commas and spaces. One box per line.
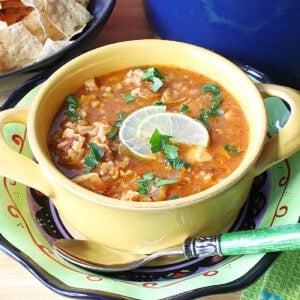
184, 223, 300, 259
220, 223, 300, 256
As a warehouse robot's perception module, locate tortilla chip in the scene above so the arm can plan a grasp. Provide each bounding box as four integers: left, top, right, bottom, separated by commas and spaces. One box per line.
19, 0, 65, 40
21, 9, 47, 42
19, 0, 35, 7
40, 0, 92, 40
0, 20, 7, 28
0, 22, 43, 71
0, 0, 33, 25
0, 0, 92, 73
38, 38, 71, 60
0, 45, 7, 73
75, 0, 89, 8
1, 0, 27, 9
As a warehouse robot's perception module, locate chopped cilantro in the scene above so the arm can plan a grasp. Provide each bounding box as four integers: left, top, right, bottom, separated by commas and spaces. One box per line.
180, 104, 190, 113
168, 157, 192, 170
142, 67, 164, 81
124, 93, 137, 103
199, 83, 223, 127
65, 95, 83, 121
108, 112, 127, 139
136, 172, 179, 195
113, 112, 127, 128
108, 127, 118, 139
223, 144, 242, 155
142, 67, 164, 92
153, 101, 165, 106
149, 129, 191, 170
83, 143, 105, 173
163, 143, 178, 160
136, 172, 154, 195
154, 177, 179, 187
149, 129, 171, 153
202, 83, 222, 97
151, 77, 164, 92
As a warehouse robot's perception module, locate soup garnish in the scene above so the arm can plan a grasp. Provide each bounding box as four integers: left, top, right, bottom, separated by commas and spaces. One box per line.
48, 65, 249, 202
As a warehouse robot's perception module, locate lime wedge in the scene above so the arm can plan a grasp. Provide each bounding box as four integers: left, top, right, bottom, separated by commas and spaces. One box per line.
136, 112, 209, 147
119, 105, 167, 158
119, 105, 209, 158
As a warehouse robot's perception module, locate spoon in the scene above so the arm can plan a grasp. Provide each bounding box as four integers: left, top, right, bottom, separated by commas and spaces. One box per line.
52, 223, 300, 272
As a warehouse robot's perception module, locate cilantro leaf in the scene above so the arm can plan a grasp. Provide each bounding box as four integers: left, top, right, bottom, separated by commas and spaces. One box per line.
199, 83, 223, 127
142, 67, 164, 80
153, 101, 165, 106
108, 112, 127, 139
124, 93, 137, 103
223, 144, 242, 155
180, 104, 189, 113
136, 172, 154, 195
83, 143, 105, 173
163, 143, 178, 160
108, 127, 118, 139
154, 177, 179, 187
149, 129, 171, 153
149, 129, 192, 170
168, 157, 191, 170
142, 67, 164, 92
202, 83, 221, 96
114, 112, 127, 128
151, 77, 164, 92
136, 172, 179, 196
199, 106, 224, 127
66, 95, 83, 121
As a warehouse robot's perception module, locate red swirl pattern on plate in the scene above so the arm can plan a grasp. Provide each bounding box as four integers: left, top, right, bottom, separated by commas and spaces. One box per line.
270, 160, 291, 225
0, 117, 293, 283
12, 132, 26, 150
2, 129, 106, 281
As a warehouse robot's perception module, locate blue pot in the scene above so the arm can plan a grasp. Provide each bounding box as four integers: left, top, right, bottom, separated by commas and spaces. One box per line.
143, 0, 300, 89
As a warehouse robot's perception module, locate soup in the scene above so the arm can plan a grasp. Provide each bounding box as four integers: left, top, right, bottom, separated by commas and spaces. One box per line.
48, 65, 249, 201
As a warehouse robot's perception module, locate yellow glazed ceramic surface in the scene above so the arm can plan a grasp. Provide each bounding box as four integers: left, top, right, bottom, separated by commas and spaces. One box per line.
0, 40, 300, 253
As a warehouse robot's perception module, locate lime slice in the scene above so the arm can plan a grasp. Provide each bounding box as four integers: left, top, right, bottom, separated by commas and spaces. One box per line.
119, 105, 167, 158
119, 105, 209, 158
136, 112, 210, 147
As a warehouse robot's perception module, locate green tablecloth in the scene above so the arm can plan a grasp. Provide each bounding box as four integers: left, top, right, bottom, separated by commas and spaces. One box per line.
241, 251, 300, 300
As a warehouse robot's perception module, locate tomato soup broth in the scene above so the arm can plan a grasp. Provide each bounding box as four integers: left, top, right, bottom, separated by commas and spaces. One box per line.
48, 66, 249, 202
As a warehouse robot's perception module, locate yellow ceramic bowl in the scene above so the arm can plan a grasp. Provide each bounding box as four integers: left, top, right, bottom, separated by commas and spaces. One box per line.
1, 40, 300, 254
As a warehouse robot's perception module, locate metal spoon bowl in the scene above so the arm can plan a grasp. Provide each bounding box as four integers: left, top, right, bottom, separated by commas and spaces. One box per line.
52, 223, 300, 272
52, 240, 183, 272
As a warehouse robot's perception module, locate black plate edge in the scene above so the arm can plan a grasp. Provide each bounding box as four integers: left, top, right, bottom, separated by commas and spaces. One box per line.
1, 60, 67, 110
0, 233, 126, 300
0, 231, 280, 300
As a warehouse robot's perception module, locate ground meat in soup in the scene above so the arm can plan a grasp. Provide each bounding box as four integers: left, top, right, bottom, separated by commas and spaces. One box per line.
48, 65, 249, 202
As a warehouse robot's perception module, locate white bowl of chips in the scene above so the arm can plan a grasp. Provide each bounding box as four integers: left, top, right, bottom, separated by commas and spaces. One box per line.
0, 0, 115, 102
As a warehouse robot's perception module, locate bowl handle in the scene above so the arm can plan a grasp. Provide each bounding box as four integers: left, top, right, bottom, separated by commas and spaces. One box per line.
254, 83, 300, 175
0, 106, 53, 197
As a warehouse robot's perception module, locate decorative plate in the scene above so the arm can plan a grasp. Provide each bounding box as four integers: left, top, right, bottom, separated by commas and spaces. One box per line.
0, 70, 299, 299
